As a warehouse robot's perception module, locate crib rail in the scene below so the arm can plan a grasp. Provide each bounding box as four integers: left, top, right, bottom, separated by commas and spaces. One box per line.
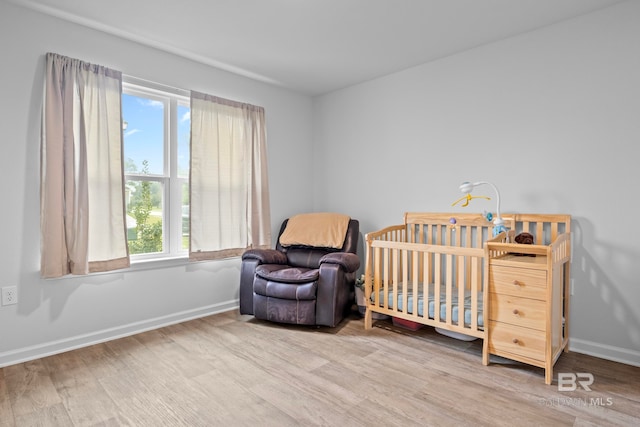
363, 213, 511, 338
485, 214, 571, 262
404, 212, 514, 248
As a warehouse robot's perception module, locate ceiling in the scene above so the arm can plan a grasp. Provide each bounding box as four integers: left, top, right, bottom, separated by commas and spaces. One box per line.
12, 0, 624, 96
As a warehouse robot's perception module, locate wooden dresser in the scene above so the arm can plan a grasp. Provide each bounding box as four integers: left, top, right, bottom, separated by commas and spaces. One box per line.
483, 214, 571, 385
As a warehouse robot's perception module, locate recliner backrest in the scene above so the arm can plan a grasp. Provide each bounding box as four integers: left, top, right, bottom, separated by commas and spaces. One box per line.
275, 218, 359, 269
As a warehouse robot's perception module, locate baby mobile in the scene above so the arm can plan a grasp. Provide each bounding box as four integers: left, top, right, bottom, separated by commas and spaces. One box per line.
451, 181, 508, 237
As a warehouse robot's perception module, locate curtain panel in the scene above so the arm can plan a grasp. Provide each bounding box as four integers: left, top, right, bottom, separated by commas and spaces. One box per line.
189, 92, 271, 261
41, 53, 130, 278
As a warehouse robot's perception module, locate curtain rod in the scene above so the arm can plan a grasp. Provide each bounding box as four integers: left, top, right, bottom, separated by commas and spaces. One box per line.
122, 74, 263, 109
122, 74, 191, 98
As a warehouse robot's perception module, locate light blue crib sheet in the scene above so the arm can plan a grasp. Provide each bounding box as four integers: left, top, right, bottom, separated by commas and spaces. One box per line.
375, 284, 484, 327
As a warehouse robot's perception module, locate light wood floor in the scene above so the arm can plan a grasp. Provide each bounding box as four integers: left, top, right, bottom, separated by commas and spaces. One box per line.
1, 310, 639, 426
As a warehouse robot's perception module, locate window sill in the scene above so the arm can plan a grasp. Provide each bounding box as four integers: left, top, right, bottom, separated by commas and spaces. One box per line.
128, 253, 241, 272
128, 255, 191, 272
44, 254, 242, 281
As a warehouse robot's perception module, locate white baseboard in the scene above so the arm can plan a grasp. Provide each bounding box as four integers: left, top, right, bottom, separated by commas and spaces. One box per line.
0, 300, 238, 368
570, 338, 640, 367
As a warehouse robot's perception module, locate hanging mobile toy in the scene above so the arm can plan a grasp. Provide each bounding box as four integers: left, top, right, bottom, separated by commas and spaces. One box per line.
451, 193, 491, 208
452, 181, 508, 237
448, 216, 458, 231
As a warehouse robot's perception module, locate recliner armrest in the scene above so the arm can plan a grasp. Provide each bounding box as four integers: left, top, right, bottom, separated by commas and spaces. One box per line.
319, 252, 360, 273
242, 249, 288, 265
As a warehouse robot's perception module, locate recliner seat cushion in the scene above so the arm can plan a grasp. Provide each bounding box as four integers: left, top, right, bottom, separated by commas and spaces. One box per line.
254, 265, 320, 302
255, 265, 319, 283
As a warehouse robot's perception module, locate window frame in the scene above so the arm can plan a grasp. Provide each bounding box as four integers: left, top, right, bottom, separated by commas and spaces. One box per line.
122, 77, 190, 262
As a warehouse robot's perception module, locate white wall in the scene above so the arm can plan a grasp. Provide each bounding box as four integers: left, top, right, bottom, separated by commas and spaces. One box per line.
0, 2, 314, 366
313, 2, 640, 365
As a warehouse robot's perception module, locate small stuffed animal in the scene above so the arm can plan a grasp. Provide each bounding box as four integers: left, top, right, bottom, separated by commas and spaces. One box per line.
514, 232, 534, 245
514, 232, 535, 256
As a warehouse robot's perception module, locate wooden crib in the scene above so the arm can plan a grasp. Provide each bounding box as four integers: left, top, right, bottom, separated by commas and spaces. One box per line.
363, 212, 571, 383
363, 212, 510, 341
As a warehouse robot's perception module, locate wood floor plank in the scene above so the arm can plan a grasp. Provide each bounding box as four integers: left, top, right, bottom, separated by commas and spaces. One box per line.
69, 342, 129, 381
3, 360, 62, 419
0, 369, 15, 427
225, 340, 364, 414
43, 351, 119, 426
190, 368, 299, 426
248, 377, 360, 426
132, 327, 217, 380
13, 402, 73, 427
97, 366, 218, 426
310, 358, 473, 426
0, 310, 638, 426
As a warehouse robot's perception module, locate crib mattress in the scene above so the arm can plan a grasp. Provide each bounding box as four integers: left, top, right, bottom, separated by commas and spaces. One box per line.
374, 285, 484, 327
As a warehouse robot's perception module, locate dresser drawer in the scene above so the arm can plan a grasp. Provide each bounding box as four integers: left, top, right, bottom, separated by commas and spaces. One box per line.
489, 265, 546, 300
488, 293, 546, 330
488, 321, 545, 362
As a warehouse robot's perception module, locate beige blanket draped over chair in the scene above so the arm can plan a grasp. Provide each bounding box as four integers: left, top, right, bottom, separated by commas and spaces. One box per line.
279, 212, 351, 249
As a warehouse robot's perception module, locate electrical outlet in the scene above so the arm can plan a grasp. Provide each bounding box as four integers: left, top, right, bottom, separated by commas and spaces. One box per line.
2, 286, 17, 305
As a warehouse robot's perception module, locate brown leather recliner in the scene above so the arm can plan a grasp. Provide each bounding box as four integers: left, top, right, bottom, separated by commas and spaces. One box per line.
240, 217, 360, 327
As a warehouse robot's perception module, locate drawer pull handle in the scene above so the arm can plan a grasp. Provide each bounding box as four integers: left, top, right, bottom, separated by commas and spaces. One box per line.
513, 309, 519, 315
512, 338, 519, 344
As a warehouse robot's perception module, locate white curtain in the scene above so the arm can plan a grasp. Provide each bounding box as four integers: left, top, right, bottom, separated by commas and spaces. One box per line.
41, 53, 129, 278
189, 92, 271, 260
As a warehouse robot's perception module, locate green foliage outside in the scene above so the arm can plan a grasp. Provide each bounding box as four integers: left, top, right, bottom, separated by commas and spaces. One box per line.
127, 160, 163, 254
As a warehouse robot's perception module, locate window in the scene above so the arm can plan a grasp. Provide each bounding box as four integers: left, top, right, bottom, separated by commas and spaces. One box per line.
122, 79, 190, 259
42, 53, 271, 277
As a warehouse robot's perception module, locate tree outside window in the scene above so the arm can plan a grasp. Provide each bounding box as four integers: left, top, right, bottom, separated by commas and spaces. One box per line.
122, 84, 190, 258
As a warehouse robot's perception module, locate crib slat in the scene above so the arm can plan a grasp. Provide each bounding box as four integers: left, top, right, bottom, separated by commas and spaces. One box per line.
458, 263, 465, 328
551, 222, 559, 243
537, 222, 544, 243
446, 254, 453, 327
381, 246, 388, 310
464, 227, 473, 289
401, 249, 408, 315
412, 250, 419, 318
392, 248, 399, 311
424, 249, 431, 315
374, 246, 381, 308
425, 224, 433, 282
471, 256, 479, 330
434, 253, 441, 323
